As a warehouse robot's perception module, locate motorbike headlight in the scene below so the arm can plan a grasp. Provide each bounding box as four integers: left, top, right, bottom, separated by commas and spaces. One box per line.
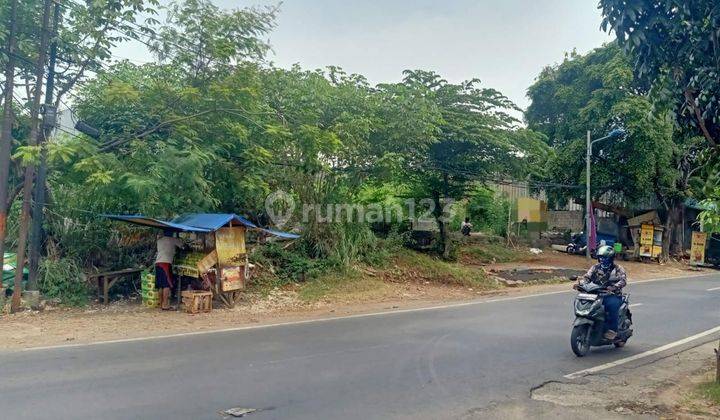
575, 300, 592, 315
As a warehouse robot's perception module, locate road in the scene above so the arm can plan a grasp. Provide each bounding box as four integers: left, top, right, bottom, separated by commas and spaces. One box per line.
1, 274, 719, 419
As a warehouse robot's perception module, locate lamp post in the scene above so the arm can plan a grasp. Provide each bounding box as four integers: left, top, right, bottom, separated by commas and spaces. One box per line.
586, 128, 626, 261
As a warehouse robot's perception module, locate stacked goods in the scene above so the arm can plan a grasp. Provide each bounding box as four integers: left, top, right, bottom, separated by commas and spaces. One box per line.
141, 271, 159, 308
174, 252, 205, 278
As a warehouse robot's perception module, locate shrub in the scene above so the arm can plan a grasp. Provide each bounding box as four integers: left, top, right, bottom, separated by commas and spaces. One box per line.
252, 224, 408, 287
253, 242, 331, 285
466, 186, 510, 236
38, 257, 89, 306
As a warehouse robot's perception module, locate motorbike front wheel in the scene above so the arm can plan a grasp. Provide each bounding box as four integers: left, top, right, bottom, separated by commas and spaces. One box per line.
571, 324, 591, 357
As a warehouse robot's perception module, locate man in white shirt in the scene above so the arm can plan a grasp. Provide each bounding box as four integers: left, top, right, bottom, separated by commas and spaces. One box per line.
155, 230, 184, 310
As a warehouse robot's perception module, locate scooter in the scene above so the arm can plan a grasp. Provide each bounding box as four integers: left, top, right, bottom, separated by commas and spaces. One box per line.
565, 232, 618, 258
570, 281, 633, 357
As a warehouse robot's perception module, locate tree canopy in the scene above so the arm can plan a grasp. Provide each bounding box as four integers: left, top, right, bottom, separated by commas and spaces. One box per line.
599, 0, 720, 148
527, 45, 679, 207
598, 0, 720, 231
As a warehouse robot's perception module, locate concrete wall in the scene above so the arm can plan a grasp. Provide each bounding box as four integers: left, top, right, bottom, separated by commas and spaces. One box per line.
548, 211, 583, 232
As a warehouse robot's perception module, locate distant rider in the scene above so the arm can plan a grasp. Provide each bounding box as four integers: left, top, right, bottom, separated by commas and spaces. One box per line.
578, 245, 627, 340
460, 218, 472, 236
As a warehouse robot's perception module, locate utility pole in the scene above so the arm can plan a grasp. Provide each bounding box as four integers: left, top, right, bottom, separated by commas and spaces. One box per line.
584, 128, 625, 263
586, 130, 592, 261
0, 0, 18, 279
11, 0, 53, 312
28, 1, 62, 290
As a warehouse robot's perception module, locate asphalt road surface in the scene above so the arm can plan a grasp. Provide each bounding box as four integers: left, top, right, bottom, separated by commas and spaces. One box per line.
1, 274, 719, 419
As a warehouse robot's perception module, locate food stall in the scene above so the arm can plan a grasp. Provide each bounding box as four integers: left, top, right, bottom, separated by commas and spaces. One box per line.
107, 213, 299, 309
627, 211, 665, 261
638, 223, 664, 260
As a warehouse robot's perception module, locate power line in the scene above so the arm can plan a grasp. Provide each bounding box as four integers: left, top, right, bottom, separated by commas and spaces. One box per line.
421, 162, 584, 190
55, 126, 85, 141
0, 47, 39, 69
11, 92, 31, 115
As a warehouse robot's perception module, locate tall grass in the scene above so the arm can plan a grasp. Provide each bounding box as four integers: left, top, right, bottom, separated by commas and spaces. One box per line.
38, 257, 89, 306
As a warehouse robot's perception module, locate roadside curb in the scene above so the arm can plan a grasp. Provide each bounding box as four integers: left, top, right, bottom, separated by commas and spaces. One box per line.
564, 325, 720, 379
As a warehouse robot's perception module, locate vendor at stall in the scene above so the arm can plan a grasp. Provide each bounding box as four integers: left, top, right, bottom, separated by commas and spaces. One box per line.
155, 230, 185, 310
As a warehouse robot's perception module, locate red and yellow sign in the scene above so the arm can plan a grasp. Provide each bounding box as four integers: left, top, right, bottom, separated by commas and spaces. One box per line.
690, 231, 707, 266
639, 224, 655, 257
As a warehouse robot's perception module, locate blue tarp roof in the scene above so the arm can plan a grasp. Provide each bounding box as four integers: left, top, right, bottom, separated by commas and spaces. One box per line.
171, 213, 257, 231
260, 228, 303, 239
105, 215, 213, 232
105, 213, 299, 239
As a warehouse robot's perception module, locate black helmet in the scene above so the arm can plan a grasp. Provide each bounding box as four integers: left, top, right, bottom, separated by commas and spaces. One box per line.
597, 245, 615, 269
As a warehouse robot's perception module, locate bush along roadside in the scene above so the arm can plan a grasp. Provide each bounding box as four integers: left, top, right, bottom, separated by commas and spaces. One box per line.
38, 257, 89, 307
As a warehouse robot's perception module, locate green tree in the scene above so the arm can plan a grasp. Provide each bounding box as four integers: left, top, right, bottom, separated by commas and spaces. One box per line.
43, 1, 550, 278
599, 0, 720, 231
42, 0, 279, 269
388, 70, 548, 259
599, 0, 720, 147
526, 46, 632, 147
526, 45, 701, 259
0, 0, 160, 302
149, 0, 277, 82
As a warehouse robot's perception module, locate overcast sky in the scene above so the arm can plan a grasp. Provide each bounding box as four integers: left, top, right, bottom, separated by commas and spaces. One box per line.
114, 0, 612, 112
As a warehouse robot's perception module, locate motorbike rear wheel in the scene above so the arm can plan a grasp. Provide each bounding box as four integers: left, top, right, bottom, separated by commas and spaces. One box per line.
571, 324, 591, 357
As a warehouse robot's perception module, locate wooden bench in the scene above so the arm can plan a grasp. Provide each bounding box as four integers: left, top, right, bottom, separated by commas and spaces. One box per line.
87, 268, 144, 305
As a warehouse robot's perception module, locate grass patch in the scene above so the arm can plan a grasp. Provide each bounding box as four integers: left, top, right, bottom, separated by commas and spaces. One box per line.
297, 248, 500, 302
697, 381, 720, 405
460, 243, 527, 264
391, 249, 497, 289
298, 268, 391, 303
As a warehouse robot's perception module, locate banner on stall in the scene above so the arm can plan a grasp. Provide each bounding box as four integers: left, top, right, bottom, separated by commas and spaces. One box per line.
216, 226, 246, 291
690, 231, 707, 266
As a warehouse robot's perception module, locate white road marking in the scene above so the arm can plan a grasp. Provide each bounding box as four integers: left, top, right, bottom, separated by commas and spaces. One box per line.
14, 272, 716, 353
706, 286, 720, 291
629, 303, 643, 308
564, 325, 720, 379
630, 273, 709, 285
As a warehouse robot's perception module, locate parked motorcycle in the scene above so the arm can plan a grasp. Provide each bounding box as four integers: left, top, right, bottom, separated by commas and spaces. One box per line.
565, 232, 618, 258
570, 280, 633, 357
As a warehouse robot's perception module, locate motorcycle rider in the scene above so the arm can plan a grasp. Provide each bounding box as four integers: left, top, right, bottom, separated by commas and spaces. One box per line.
578, 245, 627, 340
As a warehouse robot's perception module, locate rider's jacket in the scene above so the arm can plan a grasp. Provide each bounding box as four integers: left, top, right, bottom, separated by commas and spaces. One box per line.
580, 263, 627, 295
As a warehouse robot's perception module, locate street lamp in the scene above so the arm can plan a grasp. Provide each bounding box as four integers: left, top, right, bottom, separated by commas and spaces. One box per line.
586, 128, 626, 260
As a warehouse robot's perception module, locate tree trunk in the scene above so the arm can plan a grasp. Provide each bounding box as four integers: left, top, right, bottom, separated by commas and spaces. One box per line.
660, 201, 682, 263
0, 0, 18, 287
11, 0, 53, 311
433, 193, 452, 260
437, 216, 452, 260
438, 173, 453, 260
29, 1, 62, 288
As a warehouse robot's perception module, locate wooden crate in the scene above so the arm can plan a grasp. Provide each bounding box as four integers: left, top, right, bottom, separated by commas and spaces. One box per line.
181, 291, 213, 314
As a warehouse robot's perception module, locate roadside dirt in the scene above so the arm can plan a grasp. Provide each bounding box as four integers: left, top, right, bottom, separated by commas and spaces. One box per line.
487, 251, 702, 281
530, 341, 720, 419
0, 249, 712, 351
0, 281, 505, 351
